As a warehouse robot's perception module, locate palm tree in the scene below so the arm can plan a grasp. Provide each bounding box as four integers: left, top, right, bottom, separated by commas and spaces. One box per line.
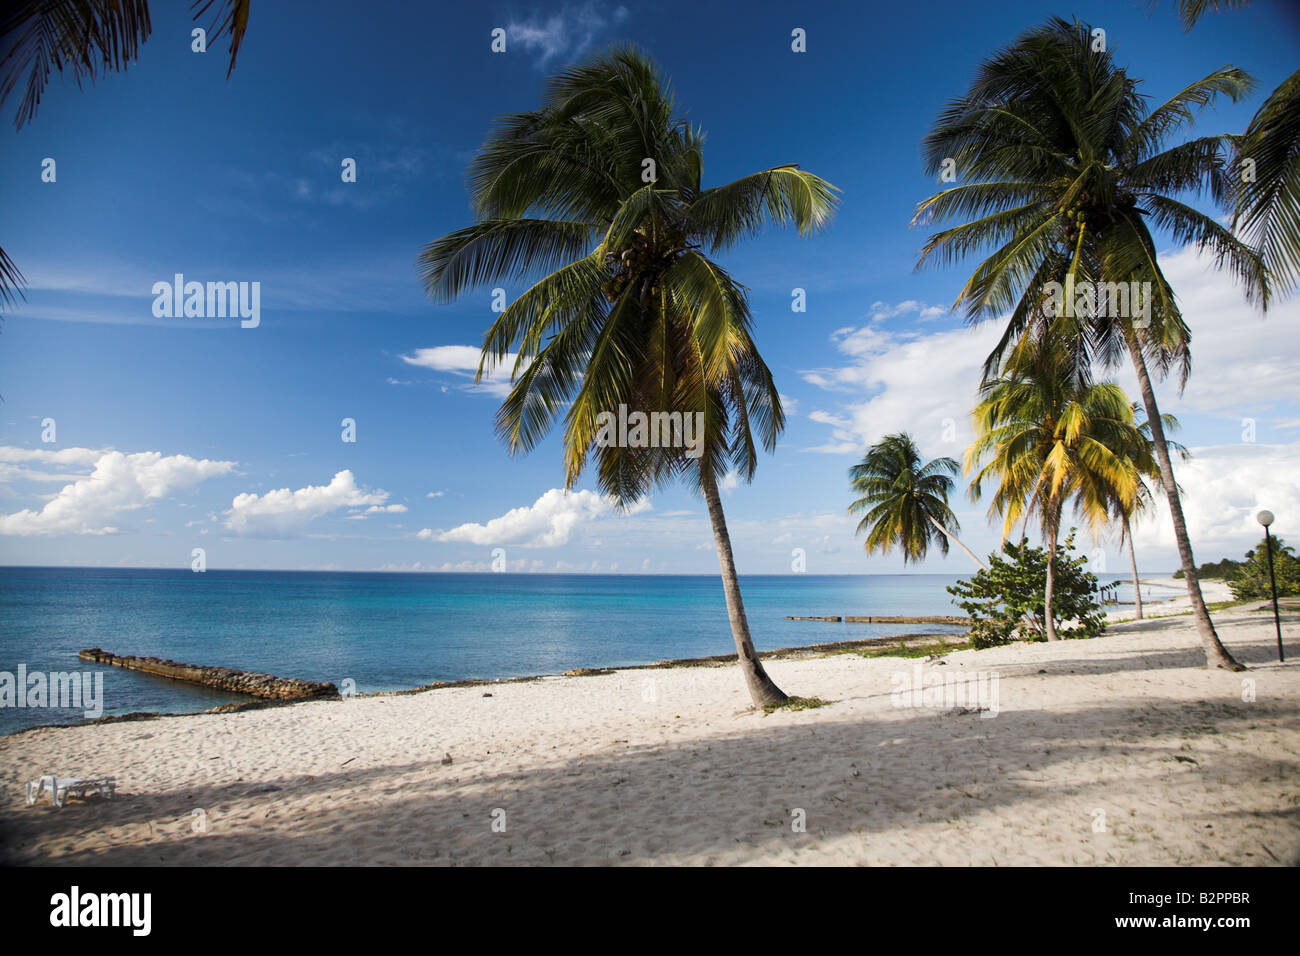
0, 0, 251, 307
848, 432, 984, 569
1171, 1, 1300, 298
1231, 69, 1300, 297
966, 342, 1144, 640
1170, 0, 1252, 27
913, 17, 1264, 667
418, 48, 838, 706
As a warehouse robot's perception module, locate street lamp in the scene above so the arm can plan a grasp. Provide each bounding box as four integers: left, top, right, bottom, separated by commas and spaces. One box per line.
1256, 510, 1284, 663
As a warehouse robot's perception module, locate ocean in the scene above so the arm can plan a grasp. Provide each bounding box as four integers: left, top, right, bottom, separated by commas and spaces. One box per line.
0, 567, 1166, 734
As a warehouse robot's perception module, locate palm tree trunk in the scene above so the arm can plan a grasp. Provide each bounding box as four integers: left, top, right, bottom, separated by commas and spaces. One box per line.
926, 513, 988, 570
1124, 331, 1240, 669
1043, 505, 1060, 642
701, 469, 788, 706
1123, 513, 1143, 620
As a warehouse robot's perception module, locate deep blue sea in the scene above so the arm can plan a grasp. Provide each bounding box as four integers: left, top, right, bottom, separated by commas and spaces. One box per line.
0, 567, 1166, 734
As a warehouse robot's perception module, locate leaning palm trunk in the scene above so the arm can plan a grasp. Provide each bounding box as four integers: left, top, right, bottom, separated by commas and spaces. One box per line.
1122, 513, 1143, 620
702, 470, 788, 706
1124, 331, 1239, 668
926, 513, 988, 570
1043, 505, 1060, 642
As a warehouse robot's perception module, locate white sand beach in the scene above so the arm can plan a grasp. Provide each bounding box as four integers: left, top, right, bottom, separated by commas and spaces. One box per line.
1106, 577, 1234, 622
2, 602, 1296, 867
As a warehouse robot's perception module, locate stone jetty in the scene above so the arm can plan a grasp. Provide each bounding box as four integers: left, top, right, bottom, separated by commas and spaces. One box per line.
78, 649, 339, 701
786, 614, 969, 625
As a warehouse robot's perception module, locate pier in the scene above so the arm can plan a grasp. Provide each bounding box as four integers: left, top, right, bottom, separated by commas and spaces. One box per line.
78, 649, 339, 702
785, 615, 969, 625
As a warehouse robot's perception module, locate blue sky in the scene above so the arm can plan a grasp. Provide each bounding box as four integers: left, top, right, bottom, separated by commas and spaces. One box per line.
2, 0, 1298, 574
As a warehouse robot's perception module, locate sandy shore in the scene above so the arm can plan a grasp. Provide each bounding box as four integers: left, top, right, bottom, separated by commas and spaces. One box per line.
1105, 576, 1234, 623
2, 604, 1296, 866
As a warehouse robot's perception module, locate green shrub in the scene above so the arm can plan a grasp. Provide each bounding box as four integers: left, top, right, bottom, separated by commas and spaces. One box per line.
947, 531, 1106, 648
1173, 557, 1244, 580
1228, 536, 1300, 600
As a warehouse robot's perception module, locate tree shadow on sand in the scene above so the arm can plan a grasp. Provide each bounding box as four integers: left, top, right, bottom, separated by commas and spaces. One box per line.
3, 682, 1296, 866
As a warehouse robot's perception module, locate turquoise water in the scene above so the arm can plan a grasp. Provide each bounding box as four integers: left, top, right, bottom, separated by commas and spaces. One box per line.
0, 567, 1148, 733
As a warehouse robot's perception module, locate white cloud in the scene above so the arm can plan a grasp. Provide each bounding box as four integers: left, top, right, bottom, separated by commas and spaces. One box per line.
801, 245, 1300, 459
719, 470, 740, 494
506, 2, 629, 66
226, 470, 392, 537
0, 447, 103, 466
801, 320, 1000, 455
426, 490, 446, 499
0, 446, 107, 483
400, 345, 525, 398
365, 504, 407, 514
1130, 442, 1300, 557
1110, 246, 1300, 420
0, 449, 235, 535
867, 299, 949, 322
421, 488, 650, 547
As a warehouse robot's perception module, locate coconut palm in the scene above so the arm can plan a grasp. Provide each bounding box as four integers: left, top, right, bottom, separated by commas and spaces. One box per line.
0, 0, 251, 308
1170, 0, 1252, 28
913, 16, 1264, 667
418, 48, 838, 706
1171, 2, 1300, 297
848, 432, 984, 569
966, 342, 1145, 640
1231, 71, 1300, 297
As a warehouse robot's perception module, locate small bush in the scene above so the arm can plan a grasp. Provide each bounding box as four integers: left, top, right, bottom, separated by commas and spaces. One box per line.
947, 531, 1106, 648
1228, 536, 1300, 600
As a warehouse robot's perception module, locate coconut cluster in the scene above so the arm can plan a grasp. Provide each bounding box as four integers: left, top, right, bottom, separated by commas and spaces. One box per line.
1059, 189, 1137, 244
601, 224, 684, 303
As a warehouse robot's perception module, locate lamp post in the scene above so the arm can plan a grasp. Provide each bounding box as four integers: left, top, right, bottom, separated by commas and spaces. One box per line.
1256, 510, 1284, 663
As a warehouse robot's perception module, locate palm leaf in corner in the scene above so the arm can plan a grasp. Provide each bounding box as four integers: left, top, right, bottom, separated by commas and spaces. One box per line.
0, 245, 26, 312
1233, 69, 1300, 298
0, 0, 153, 131
190, 0, 251, 79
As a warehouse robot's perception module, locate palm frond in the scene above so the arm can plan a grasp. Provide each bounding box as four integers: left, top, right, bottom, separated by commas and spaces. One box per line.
0, 0, 152, 130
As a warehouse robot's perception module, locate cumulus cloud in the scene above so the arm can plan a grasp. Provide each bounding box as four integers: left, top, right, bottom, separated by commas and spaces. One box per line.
506, 2, 629, 66
867, 299, 949, 322
0, 446, 107, 483
0, 449, 235, 535
1130, 442, 1300, 557
1109, 246, 1300, 421
226, 470, 393, 537
801, 320, 1001, 455
420, 488, 650, 547
399, 345, 525, 398
802, 249, 1300, 458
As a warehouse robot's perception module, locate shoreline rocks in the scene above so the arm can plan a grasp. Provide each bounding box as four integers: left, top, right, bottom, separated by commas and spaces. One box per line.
78, 649, 339, 701
786, 614, 969, 624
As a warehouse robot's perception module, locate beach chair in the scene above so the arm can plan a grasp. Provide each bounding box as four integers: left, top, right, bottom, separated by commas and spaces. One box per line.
24, 774, 117, 808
